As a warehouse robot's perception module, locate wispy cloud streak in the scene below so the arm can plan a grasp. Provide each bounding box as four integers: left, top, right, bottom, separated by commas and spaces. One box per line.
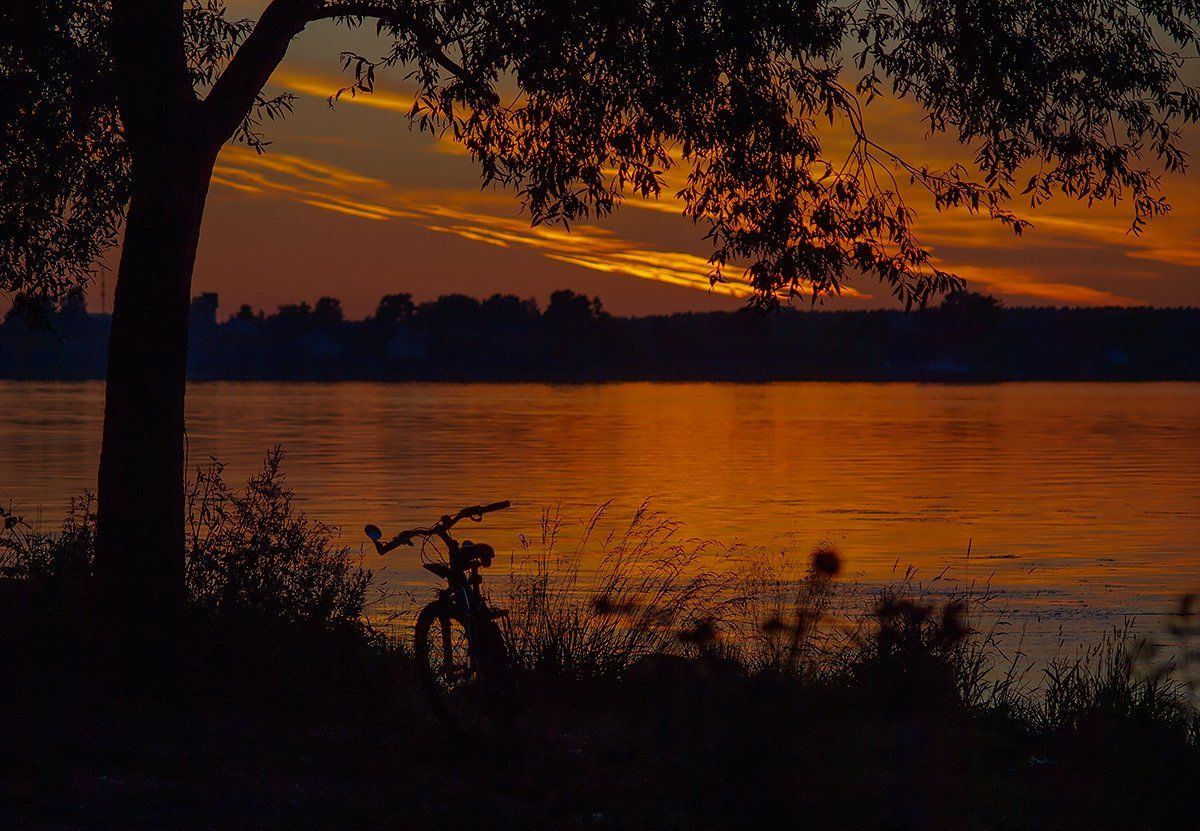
213, 146, 864, 300
274, 69, 417, 114
258, 65, 1198, 307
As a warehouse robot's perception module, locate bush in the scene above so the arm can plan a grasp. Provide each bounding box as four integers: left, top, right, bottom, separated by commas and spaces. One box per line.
0, 448, 370, 628
0, 494, 95, 583
185, 447, 370, 626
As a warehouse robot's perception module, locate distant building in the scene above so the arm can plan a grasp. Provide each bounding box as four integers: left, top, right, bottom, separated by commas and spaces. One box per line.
0, 288, 110, 379
190, 293, 219, 332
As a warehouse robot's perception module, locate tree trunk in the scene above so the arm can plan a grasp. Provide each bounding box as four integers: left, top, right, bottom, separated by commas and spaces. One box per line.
94, 141, 218, 621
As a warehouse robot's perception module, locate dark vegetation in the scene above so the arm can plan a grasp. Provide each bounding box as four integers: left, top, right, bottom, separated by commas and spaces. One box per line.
4, 289, 1198, 382
3, 458, 1198, 829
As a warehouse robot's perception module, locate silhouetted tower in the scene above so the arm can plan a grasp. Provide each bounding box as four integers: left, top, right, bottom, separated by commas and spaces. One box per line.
189, 292, 219, 333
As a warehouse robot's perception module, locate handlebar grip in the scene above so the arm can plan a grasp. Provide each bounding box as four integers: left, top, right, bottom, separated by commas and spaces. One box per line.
375, 533, 415, 555
478, 500, 511, 514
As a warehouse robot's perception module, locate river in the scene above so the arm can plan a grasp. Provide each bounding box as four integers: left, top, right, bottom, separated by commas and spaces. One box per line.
2, 380, 1197, 653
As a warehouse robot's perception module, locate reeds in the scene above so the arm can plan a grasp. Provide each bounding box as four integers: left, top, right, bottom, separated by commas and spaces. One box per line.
482, 503, 1200, 736
498, 500, 732, 680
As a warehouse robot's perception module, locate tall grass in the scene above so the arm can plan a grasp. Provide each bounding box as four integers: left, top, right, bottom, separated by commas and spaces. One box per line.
485, 502, 1200, 737
6, 467, 1196, 732
1034, 623, 1197, 734
0, 494, 95, 582
499, 500, 733, 680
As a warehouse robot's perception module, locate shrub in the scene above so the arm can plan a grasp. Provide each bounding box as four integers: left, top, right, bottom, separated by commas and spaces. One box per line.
185, 447, 370, 626
0, 494, 95, 583
1, 449, 370, 628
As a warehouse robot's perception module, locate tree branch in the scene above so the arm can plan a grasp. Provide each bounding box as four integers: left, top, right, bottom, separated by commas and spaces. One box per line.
309, 2, 476, 84
203, 0, 481, 146
202, 0, 318, 143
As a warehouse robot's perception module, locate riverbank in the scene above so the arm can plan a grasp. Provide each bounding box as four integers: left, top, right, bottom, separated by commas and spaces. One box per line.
4, 581, 1198, 829
3, 471, 1198, 829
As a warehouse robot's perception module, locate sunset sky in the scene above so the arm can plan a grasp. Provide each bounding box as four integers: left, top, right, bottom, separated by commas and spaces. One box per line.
127, 7, 1200, 319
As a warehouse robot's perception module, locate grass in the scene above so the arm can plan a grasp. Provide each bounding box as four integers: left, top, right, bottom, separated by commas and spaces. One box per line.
499, 501, 732, 682
2, 461, 1198, 828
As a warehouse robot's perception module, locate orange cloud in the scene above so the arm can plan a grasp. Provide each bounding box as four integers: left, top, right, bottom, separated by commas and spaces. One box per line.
946, 263, 1145, 306
273, 69, 417, 114
251, 52, 1200, 302
213, 146, 796, 299
214, 68, 1200, 310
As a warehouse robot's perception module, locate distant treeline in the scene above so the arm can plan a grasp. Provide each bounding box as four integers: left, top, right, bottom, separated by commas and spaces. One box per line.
2, 289, 1198, 381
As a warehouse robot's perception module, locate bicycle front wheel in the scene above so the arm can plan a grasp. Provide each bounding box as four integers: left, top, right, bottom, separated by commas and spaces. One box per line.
414, 602, 476, 699
413, 601, 512, 730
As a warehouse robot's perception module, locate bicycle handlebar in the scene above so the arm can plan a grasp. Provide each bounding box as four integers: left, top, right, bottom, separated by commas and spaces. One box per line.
365, 500, 511, 555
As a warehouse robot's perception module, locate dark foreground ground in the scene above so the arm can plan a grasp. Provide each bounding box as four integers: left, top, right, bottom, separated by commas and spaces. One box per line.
4, 586, 1198, 831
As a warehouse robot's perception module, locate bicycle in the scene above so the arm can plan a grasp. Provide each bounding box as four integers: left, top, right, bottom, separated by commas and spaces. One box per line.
365, 501, 512, 722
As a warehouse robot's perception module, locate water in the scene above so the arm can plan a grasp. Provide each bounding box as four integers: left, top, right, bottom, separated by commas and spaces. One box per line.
2, 381, 1198, 650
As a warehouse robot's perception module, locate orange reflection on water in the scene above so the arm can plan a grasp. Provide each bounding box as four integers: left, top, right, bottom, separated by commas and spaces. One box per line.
1, 381, 1197, 646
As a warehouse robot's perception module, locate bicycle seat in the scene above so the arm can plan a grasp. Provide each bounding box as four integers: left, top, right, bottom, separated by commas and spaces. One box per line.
459, 542, 496, 567
423, 563, 452, 579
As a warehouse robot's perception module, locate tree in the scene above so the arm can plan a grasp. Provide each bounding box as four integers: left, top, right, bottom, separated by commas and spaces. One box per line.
313, 296, 344, 328
233, 303, 262, 322
416, 293, 482, 331
372, 292, 416, 329
2, 2, 1198, 616
544, 289, 606, 329
480, 293, 539, 329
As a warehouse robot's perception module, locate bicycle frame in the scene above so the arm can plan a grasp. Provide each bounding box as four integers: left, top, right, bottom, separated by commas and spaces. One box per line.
430, 532, 495, 624
365, 500, 511, 651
